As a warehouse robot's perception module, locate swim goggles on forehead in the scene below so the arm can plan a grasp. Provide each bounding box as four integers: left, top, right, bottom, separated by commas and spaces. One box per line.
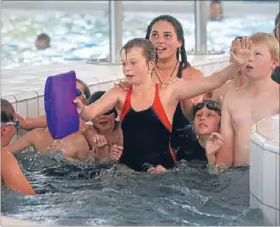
193, 100, 221, 116
1, 119, 19, 129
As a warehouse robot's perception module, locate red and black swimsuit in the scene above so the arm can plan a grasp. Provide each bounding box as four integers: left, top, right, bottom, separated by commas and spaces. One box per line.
119, 84, 176, 171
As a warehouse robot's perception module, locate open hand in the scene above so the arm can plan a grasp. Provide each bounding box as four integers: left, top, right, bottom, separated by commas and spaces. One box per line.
109, 144, 123, 161
206, 132, 224, 156
161, 77, 179, 88
114, 80, 131, 91
92, 135, 107, 148
230, 37, 252, 68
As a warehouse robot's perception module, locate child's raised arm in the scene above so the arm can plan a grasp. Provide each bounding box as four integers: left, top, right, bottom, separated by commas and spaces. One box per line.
14, 113, 47, 130
171, 37, 251, 102
4, 130, 36, 154
75, 87, 121, 122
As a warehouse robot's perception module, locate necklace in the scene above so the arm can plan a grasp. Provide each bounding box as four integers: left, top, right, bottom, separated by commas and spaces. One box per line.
153, 61, 179, 84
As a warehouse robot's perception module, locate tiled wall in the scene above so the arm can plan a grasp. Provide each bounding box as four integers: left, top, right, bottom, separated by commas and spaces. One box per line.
250, 114, 279, 226
2, 56, 229, 146
2, 55, 230, 124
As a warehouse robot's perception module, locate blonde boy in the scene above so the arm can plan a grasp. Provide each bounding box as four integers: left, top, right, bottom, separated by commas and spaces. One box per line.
216, 32, 279, 168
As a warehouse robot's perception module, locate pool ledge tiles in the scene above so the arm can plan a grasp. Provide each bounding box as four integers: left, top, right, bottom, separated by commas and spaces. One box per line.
250, 114, 279, 226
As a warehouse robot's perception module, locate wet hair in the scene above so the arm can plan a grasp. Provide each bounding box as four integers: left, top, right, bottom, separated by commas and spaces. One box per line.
76, 78, 91, 100
1, 99, 15, 123
249, 32, 279, 61
36, 33, 50, 48
89, 91, 118, 118
121, 38, 156, 64
145, 15, 191, 78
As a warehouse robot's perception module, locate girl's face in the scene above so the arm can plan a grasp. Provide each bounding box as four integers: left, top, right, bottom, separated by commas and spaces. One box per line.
149, 20, 182, 61
120, 47, 154, 85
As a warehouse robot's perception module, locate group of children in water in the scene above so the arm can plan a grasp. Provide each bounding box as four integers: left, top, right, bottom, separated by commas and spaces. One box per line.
1, 14, 279, 195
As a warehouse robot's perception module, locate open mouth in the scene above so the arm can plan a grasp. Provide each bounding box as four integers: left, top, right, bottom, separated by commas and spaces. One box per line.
246, 65, 254, 70
126, 74, 134, 78
99, 120, 109, 126
199, 123, 208, 128
156, 47, 167, 53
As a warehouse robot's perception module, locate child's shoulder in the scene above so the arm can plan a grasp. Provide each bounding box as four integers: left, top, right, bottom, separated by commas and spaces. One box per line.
182, 66, 204, 80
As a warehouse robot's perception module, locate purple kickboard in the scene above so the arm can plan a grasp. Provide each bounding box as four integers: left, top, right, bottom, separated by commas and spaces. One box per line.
44, 70, 79, 139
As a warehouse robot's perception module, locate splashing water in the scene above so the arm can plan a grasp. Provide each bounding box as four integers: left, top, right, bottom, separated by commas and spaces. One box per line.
2, 151, 268, 226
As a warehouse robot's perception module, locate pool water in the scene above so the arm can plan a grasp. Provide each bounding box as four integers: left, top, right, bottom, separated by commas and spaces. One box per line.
1, 151, 267, 226
1, 10, 275, 69
0, 8, 273, 226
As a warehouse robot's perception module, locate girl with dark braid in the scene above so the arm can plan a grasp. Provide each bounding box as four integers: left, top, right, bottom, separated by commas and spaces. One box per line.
117, 15, 204, 160
145, 15, 204, 159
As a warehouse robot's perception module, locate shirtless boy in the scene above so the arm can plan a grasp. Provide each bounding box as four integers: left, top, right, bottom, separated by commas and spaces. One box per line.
85, 91, 123, 162
14, 78, 91, 130
3, 80, 91, 162
215, 32, 279, 168
1, 99, 35, 195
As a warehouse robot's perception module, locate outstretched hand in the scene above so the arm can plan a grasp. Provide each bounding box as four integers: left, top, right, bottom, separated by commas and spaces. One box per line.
161, 77, 179, 88
230, 37, 252, 68
114, 80, 131, 91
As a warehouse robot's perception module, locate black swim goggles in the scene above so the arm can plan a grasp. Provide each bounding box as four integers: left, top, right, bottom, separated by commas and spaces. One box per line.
193, 100, 221, 116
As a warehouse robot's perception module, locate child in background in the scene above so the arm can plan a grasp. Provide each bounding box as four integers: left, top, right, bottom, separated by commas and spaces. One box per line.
85, 91, 123, 162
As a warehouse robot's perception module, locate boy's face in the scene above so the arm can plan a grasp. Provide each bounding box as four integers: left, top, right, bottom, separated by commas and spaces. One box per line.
76, 81, 86, 105
194, 107, 220, 136
244, 42, 278, 80
120, 47, 154, 85
92, 112, 115, 132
